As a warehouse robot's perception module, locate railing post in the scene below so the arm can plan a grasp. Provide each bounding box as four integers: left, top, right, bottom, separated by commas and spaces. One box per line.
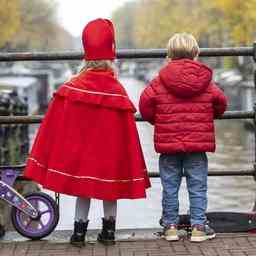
252, 41, 256, 211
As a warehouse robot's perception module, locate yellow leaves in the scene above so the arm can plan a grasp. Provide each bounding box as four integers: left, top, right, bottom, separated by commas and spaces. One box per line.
203, 0, 256, 44
0, 0, 20, 48
113, 0, 256, 48
134, 0, 185, 48
13, 0, 59, 50
0, 0, 70, 50
114, 0, 210, 48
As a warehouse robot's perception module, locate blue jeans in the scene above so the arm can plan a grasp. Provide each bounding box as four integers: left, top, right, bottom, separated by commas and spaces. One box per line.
159, 152, 208, 226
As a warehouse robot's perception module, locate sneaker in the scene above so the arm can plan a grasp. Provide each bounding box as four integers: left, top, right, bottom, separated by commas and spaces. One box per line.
190, 224, 216, 242
164, 224, 179, 241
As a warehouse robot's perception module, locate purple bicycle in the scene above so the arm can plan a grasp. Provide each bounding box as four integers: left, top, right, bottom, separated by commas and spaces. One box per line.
0, 165, 59, 240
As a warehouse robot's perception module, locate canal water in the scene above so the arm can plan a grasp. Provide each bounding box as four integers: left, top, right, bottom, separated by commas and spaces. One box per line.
30, 76, 256, 230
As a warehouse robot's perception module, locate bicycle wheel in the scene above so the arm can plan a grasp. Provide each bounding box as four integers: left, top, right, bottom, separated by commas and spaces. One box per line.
11, 192, 59, 240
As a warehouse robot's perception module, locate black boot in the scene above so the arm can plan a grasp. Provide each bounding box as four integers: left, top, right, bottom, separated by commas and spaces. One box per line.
0, 224, 5, 239
97, 217, 116, 245
70, 219, 89, 247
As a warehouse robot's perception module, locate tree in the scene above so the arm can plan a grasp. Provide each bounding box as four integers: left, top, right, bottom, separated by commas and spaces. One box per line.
12, 0, 59, 50
213, 0, 256, 45
112, 1, 138, 48
0, 0, 74, 51
112, 0, 256, 49
0, 0, 20, 48
128, 0, 213, 48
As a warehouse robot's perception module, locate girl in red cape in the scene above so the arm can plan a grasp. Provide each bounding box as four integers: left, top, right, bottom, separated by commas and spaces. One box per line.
24, 18, 150, 246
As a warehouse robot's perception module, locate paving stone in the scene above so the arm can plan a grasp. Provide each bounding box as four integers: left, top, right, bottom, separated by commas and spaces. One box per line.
0, 233, 255, 256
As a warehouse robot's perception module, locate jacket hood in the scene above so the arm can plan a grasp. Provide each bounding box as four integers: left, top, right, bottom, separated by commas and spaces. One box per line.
159, 59, 212, 98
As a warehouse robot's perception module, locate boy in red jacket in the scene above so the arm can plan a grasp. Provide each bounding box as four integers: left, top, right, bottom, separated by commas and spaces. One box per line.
139, 33, 227, 242
24, 19, 150, 246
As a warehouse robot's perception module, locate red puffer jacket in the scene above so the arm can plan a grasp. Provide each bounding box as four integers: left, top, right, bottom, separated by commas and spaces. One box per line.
139, 59, 227, 153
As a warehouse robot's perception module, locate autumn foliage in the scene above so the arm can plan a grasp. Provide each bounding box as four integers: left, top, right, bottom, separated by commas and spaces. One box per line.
0, 0, 73, 51
0, 0, 20, 48
112, 0, 256, 48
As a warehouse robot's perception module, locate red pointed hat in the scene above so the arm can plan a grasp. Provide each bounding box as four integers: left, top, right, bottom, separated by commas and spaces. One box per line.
82, 18, 116, 60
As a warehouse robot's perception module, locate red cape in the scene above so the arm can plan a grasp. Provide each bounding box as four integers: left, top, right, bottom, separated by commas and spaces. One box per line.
24, 70, 150, 200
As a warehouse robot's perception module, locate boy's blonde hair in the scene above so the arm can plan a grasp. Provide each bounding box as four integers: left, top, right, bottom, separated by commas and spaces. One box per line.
167, 33, 200, 60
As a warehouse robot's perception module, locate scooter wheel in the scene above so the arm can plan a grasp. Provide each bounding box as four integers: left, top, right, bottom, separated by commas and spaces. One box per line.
11, 192, 59, 240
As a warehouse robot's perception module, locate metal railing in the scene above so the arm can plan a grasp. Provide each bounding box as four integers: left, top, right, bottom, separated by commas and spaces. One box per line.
0, 46, 255, 61
0, 43, 256, 181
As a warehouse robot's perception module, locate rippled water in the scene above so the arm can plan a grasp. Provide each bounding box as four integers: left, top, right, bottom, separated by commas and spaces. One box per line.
32, 77, 256, 230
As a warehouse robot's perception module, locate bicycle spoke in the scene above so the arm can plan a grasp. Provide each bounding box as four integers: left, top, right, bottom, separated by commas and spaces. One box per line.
40, 210, 50, 215
39, 220, 45, 228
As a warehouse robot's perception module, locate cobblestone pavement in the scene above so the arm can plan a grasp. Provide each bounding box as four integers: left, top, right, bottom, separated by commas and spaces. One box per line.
1, 233, 256, 256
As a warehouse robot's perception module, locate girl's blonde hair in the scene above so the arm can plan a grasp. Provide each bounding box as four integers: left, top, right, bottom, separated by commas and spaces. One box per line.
80, 60, 114, 72
167, 33, 200, 60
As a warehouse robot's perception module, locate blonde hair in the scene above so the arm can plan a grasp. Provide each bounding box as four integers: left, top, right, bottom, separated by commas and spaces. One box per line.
80, 60, 114, 72
167, 33, 200, 60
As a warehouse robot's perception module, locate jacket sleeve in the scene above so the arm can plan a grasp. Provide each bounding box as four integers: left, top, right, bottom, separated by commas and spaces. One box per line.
139, 80, 157, 125
211, 83, 228, 118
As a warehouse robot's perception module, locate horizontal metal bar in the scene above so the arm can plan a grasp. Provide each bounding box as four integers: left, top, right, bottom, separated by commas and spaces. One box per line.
218, 111, 255, 119
253, 42, 256, 62
0, 47, 253, 62
14, 170, 255, 180
199, 47, 253, 57
118, 47, 253, 59
149, 169, 256, 177
0, 165, 254, 178
0, 111, 253, 125
0, 164, 25, 170
0, 115, 42, 124
135, 111, 254, 121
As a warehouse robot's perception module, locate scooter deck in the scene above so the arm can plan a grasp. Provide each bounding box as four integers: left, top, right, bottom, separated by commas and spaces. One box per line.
178, 212, 256, 233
